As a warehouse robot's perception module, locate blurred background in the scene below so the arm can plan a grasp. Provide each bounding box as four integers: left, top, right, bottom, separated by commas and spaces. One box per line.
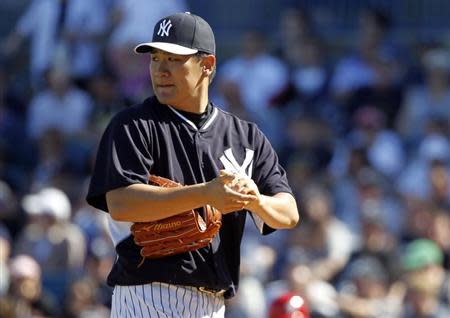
0, 0, 449, 317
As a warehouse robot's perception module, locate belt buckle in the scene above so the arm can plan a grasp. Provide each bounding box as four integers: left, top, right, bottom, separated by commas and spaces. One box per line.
198, 287, 225, 296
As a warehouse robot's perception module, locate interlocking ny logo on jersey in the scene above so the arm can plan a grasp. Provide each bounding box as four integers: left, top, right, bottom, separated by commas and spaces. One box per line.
157, 19, 172, 37
220, 148, 254, 177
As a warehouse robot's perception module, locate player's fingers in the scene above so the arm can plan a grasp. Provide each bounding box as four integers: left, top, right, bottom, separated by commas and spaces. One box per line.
230, 197, 250, 204
219, 169, 231, 175
233, 179, 258, 195
218, 174, 237, 186
235, 192, 257, 202
220, 171, 251, 188
219, 170, 235, 178
236, 187, 257, 195
231, 184, 248, 194
224, 185, 257, 201
236, 179, 251, 191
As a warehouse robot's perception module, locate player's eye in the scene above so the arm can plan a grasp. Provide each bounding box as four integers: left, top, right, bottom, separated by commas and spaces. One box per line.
151, 56, 159, 62
168, 56, 180, 62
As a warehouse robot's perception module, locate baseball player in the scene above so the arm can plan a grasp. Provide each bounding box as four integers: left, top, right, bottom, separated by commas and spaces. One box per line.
86, 12, 299, 318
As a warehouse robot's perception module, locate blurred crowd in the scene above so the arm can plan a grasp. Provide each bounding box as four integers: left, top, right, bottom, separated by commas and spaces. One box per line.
0, 1, 449, 317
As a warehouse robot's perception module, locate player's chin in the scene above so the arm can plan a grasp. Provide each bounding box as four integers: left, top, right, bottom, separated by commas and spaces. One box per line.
154, 92, 176, 105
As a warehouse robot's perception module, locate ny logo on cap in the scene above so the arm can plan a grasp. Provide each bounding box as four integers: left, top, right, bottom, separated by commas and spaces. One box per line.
157, 19, 173, 37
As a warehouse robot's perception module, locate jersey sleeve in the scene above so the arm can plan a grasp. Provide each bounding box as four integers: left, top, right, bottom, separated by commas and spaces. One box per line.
252, 127, 292, 197
251, 125, 294, 235
86, 110, 153, 212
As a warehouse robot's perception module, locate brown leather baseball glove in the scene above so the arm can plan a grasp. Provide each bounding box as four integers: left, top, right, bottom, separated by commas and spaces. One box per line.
130, 175, 222, 266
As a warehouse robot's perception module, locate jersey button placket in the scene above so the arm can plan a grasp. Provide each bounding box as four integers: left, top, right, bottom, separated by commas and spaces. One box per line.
194, 132, 205, 170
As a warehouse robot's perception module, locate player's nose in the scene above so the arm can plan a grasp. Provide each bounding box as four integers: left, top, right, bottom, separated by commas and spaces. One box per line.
152, 61, 170, 77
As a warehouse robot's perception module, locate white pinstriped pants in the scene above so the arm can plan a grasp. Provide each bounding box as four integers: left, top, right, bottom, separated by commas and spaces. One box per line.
111, 282, 225, 318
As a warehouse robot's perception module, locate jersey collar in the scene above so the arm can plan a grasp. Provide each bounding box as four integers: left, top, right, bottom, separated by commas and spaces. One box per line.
167, 105, 218, 131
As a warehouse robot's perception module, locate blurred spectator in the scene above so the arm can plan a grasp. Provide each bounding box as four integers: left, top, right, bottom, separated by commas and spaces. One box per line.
63, 276, 110, 318
397, 133, 450, 201
225, 273, 267, 318
401, 239, 450, 317
229, 224, 279, 317
82, 251, 114, 309
400, 198, 436, 244
346, 106, 405, 178
86, 69, 129, 137
107, 0, 188, 50
337, 256, 405, 317
428, 161, 450, 206
428, 206, 450, 270
28, 126, 90, 196
356, 167, 405, 236
30, 128, 67, 191
14, 187, 86, 302
397, 48, 450, 148
345, 52, 404, 129
0, 65, 31, 192
276, 7, 316, 65
71, 180, 115, 307
60, 0, 109, 87
217, 30, 289, 148
284, 153, 319, 200
0, 180, 22, 237
266, 263, 340, 317
281, 115, 334, 174
287, 185, 358, 282
268, 291, 310, 318
330, 7, 401, 103
339, 207, 400, 284
2, 0, 109, 90
106, 0, 188, 100
240, 233, 280, 281
272, 37, 336, 130
2, 254, 59, 317
332, 163, 404, 237
329, 144, 369, 232
26, 64, 93, 140
273, 9, 336, 129
0, 224, 11, 296
73, 202, 114, 260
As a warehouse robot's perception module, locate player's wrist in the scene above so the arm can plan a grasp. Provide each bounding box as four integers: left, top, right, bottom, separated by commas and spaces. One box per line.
246, 194, 265, 214
196, 181, 211, 206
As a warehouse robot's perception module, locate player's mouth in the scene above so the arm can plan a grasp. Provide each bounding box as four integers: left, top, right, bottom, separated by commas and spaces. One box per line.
156, 84, 175, 90
155, 84, 176, 97
156, 82, 174, 87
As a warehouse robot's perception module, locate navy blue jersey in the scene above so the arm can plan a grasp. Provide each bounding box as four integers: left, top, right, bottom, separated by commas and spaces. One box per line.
86, 96, 293, 298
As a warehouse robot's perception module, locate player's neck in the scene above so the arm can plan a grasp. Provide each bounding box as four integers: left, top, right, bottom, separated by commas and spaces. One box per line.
171, 89, 209, 114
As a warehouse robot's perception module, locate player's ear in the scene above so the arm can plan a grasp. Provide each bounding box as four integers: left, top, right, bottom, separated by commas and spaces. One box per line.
201, 54, 216, 75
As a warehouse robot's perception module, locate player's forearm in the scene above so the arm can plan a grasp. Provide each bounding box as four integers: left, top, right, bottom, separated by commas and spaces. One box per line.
248, 192, 299, 229
106, 183, 208, 222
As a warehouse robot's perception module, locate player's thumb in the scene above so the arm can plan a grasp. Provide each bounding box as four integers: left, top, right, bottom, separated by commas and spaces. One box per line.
219, 170, 234, 177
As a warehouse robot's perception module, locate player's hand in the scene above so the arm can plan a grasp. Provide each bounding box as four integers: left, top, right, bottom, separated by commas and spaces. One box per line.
204, 170, 257, 214
227, 173, 263, 212
228, 174, 259, 195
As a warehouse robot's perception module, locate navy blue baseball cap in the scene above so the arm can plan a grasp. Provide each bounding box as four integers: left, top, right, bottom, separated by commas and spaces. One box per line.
134, 12, 215, 55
